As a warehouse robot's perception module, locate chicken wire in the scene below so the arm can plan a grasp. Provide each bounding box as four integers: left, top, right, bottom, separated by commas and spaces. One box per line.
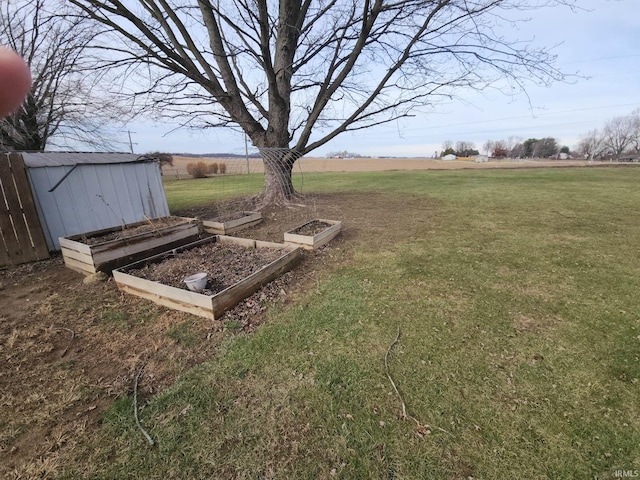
170, 148, 318, 222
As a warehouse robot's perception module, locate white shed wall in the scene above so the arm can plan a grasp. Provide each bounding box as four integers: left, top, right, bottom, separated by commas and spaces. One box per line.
28, 162, 170, 250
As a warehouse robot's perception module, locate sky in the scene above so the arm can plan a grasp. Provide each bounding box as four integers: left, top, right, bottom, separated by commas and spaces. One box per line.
125, 0, 640, 158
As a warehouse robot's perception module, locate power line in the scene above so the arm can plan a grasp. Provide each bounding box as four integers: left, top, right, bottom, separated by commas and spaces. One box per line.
564, 53, 640, 65
336, 102, 640, 139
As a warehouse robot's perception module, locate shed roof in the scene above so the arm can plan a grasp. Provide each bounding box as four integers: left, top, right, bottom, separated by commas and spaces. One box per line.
20, 152, 158, 168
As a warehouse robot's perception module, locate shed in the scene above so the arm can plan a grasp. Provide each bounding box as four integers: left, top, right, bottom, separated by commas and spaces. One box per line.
23, 152, 170, 250
442, 154, 457, 161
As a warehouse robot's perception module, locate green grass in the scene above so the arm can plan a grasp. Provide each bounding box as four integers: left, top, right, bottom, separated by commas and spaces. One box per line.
162, 173, 265, 211
61, 167, 640, 479
166, 321, 198, 347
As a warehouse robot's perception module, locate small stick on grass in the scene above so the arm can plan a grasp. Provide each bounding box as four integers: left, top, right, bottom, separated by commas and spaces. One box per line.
134, 363, 155, 446
60, 328, 75, 358
385, 327, 452, 437
385, 327, 408, 419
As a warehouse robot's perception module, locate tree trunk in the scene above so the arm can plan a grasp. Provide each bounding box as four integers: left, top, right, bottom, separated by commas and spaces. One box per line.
256, 148, 302, 208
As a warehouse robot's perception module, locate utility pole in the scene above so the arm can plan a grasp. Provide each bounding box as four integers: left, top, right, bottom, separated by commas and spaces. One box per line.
127, 130, 137, 154
244, 133, 250, 174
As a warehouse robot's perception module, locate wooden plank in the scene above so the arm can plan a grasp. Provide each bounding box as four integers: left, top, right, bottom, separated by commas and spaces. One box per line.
0, 155, 28, 264
64, 217, 195, 242
113, 269, 213, 309
8, 153, 49, 261
223, 212, 262, 231
217, 235, 256, 248
202, 211, 262, 234
62, 254, 97, 275
224, 219, 262, 234
0, 153, 50, 265
113, 270, 214, 320
311, 219, 342, 249
64, 222, 138, 241
59, 217, 199, 274
91, 224, 199, 265
0, 229, 10, 266
95, 234, 201, 274
0, 182, 19, 266
255, 240, 290, 250
284, 232, 314, 247
0, 155, 14, 266
284, 219, 342, 250
59, 236, 93, 255
59, 245, 94, 265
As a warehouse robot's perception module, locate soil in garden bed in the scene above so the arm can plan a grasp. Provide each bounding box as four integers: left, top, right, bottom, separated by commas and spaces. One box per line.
290, 220, 333, 236
82, 217, 188, 245
127, 242, 285, 295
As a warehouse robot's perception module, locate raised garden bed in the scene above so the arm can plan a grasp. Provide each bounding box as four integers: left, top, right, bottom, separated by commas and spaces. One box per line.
59, 216, 200, 275
112, 235, 302, 320
202, 211, 262, 235
284, 219, 342, 250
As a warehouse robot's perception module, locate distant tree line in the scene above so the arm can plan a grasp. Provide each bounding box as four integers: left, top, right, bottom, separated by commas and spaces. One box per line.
576, 109, 640, 160
440, 137, 565, 159
442, 109, 640, 160
441, 140, 480, 157
483, 137, 564, 158
326, 150, 369, 159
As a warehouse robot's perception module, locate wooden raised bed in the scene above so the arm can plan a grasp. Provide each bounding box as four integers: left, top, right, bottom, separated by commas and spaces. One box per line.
59, 216, 200, 275
202, 211, 262, 235
112, 235, 302, 320
284, 219, 342, 250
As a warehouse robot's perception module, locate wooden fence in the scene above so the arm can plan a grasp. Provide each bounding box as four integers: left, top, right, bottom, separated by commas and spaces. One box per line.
0, 152, 49, 266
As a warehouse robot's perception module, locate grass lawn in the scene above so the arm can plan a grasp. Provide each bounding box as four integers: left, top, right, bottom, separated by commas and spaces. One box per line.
61, 167, 640, 479
163, 174, 266, 211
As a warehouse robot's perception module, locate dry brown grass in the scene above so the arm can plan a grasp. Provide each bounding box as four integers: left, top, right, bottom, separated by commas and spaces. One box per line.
163, 155, 605, 177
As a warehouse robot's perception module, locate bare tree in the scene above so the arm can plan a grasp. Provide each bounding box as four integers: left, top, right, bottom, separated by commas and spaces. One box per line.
483, 140, 495, 156
0, 0, 126, 151
504, 136, 522, 156
454, 140, 477, 156
577, 129, 604, 160
69, 0, 576, 205
601, 114, 637, 158
491, 140, 509, 157
483, 137, 523, 157
442, 140, 455, 152
628, 108, 640, 154
510, 141, 525, 158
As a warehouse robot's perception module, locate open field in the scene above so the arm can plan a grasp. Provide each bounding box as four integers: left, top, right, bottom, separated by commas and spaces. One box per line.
165, 155, 611, 178
2, 167, 640, 478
